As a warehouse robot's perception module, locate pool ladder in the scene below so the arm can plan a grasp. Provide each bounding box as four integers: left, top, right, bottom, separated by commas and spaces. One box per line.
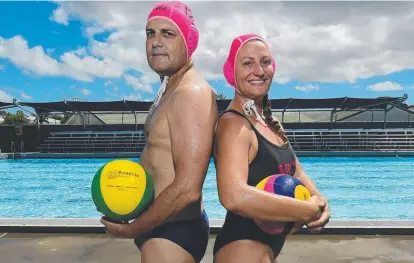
10, 141, 24, 153
10, 141, 15, 153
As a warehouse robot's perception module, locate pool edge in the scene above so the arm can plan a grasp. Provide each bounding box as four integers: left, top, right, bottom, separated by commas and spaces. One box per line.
1, 219, 414, 235
2, 151, 414, 159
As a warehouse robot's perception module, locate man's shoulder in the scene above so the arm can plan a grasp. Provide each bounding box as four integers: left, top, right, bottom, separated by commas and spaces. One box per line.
167, 78, 217, 121
172, 76, 216, 105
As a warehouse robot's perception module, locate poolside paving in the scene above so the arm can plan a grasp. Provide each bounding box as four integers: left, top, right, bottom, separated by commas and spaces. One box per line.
0, 233, 413, 263
1, 219, 414, 262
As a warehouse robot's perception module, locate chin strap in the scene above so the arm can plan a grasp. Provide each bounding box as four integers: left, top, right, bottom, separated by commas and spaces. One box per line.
149, 76, 169, 113
243, 100, 267, 127
149, 59, 194, 113
235, 89, 267, 127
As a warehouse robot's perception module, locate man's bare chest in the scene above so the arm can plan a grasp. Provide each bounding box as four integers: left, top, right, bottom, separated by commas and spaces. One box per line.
144, 107, 170, 146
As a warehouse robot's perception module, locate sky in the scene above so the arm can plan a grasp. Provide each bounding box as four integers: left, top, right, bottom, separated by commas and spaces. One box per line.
0, 1, 413, 106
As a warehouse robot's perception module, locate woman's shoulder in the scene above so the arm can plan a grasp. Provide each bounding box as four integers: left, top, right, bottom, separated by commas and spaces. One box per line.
215, 110, 253, 140
218, 110, 252, 128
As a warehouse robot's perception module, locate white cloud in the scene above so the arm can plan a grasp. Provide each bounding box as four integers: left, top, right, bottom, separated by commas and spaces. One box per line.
48, 1, 414, 86
123, 93, 141, 101
105, 89, 118, 97
0, 87, 33, 101
73, 47, 87, 56
86, 26, 105, 39
0, 35, 125, 82
124, 74, 153, 93
60, 50, 124, 80
0, 64, 4, 71
0, 36, 60, 76
50, 6, 69, 26
72, 86, 92, 96
295, 84, 320, 92
0, 89, 13, 102
367, 81, 403, 92
46, 48, 55, 55
81, 88, 92, 96
3, 1, 414, 97
19, 91, 32, 100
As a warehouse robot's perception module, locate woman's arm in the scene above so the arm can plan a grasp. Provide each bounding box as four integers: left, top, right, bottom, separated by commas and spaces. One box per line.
215, 114, 320, 223
294, 157, 331, 230
293, 158, 325, 198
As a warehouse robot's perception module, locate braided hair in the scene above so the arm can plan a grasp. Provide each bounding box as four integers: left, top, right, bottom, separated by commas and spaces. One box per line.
262, 94, 289, 143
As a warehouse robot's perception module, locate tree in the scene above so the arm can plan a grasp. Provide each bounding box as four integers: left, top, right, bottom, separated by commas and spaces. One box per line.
1, 111, 29, 125
2, 112, 14, 125
39, 113, 50, 124
215, 92, 227, 100
60, 113, 72, 124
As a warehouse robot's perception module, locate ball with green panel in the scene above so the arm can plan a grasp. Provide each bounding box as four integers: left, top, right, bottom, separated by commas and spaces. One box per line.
91, 159, 154, 222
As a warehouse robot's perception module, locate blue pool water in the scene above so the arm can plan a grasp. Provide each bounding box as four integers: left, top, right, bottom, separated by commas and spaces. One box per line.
0, 157, 413, 219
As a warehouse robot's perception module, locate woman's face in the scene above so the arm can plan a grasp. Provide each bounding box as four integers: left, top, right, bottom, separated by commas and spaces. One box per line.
234, 39, 274, 100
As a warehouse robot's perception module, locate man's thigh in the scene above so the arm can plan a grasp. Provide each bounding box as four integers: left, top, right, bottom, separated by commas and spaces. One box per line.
141, 238, 196, 263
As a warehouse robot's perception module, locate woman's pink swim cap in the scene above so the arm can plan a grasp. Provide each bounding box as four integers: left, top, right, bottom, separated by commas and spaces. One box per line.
147, 1, 199, 60
223, 34, 276, 89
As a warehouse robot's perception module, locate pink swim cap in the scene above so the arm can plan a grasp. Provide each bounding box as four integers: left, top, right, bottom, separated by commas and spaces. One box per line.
223, 34, 276, 89
147, 1, 199, 60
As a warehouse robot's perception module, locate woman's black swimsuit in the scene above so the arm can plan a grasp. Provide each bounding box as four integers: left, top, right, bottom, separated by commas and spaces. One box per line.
213, 109, 297, 257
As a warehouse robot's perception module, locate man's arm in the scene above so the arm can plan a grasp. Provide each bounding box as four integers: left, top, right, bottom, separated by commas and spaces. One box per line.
127, 84, 217, 237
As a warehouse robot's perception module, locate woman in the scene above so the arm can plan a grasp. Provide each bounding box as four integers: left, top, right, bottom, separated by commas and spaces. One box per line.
213, 34, 330, 263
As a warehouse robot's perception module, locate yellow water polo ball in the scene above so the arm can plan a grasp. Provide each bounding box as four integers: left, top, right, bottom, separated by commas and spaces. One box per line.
91, 159, 154, 222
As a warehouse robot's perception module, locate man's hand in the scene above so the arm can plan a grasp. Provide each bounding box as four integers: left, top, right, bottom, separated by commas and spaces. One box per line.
100, 217, 137, 239
306, 197, 330, 233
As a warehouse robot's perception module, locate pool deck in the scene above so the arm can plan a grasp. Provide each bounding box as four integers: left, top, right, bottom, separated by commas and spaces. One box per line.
1, 219, 414, 262
1, 231, 414, 263
2, 151, 414, 159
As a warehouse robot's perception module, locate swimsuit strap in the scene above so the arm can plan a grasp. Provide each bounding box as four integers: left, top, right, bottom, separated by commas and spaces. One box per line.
220, 109, 259, 132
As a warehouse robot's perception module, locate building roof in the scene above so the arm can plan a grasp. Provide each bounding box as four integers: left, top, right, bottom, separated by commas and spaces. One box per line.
0, 94, 410, 113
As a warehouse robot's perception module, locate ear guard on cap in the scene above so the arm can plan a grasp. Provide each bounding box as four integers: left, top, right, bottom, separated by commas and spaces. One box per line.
186, 25, 199, 58
223, 60, 236, 87
223, 57, 276, 88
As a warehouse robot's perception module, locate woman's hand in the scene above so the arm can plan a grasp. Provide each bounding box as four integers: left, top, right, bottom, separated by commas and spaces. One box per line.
306, 195, 322, 222
306, 197, 331, 233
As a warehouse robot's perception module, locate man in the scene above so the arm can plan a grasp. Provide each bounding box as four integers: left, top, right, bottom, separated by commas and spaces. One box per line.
100, 1, 218, 263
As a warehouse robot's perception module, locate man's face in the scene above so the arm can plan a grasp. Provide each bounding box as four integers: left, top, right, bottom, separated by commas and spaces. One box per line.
146, 18, 188, 76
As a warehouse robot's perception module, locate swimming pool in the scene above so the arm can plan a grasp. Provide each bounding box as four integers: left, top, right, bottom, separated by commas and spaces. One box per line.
1, 157, 413, 220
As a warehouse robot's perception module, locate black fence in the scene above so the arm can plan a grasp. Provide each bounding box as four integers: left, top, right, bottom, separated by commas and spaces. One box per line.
0, 121, 413, 153
0, 126, 38, 153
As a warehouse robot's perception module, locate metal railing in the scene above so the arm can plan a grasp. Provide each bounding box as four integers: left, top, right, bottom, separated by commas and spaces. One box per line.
10, 141, 15, 153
